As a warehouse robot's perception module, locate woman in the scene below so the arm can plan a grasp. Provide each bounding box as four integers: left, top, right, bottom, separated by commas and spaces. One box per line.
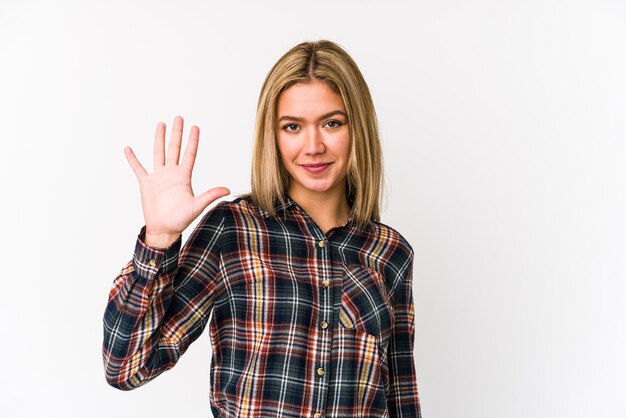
103, 40, 422, 418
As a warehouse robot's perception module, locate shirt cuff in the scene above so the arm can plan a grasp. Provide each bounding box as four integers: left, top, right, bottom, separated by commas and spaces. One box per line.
132, 225, 182, 279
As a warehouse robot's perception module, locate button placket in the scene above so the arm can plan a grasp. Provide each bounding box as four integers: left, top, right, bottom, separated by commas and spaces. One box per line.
315, 234, 331, 414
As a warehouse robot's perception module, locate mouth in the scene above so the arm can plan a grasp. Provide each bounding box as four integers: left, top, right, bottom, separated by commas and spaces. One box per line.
299, 162, 333, 174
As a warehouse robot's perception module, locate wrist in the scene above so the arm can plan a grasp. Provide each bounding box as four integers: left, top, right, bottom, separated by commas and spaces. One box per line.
143, 230, 181, 249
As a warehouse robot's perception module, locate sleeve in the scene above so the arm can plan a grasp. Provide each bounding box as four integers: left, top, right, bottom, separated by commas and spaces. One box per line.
386, 250, 423, 417
102, 204, 226, 390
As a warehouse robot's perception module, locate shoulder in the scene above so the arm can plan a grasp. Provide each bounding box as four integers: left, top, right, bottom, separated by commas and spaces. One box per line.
195, 194, 262, 229
364, 220, 415, 294
368, 220, 414, 262
219, 194, 264, 221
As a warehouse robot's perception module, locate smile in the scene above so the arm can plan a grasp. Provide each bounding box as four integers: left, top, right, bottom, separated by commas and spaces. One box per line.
299, 163, 332, 174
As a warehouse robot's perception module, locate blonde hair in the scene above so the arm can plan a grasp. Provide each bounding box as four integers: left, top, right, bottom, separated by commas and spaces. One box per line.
251, 40, 383, 230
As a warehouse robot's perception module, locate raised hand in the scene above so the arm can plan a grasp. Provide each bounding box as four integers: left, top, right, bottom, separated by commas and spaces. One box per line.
124, 116, 230, 248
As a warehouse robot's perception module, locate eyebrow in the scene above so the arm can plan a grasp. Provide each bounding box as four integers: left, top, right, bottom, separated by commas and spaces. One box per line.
277, 110, 347, 124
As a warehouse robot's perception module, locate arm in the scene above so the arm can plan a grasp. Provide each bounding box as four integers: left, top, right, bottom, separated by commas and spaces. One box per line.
387, 251, 423, 417
102, 207, 225, 390
103, 116, 230, 389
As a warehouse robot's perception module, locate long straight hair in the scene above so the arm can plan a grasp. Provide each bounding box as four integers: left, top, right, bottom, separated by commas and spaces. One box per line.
251, 40, 383, 230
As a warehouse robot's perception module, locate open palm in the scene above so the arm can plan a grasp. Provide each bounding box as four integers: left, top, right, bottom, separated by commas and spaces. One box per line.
124, 116, 230, 247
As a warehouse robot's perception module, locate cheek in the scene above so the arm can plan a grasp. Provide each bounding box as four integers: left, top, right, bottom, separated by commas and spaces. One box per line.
276, 137, 297, 164
335, 134, 351, 161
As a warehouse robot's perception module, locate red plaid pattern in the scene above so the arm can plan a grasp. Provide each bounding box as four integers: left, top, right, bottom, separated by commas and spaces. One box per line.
103, 195, 422, 417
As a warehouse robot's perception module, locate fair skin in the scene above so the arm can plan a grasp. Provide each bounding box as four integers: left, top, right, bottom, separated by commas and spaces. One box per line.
125, 79, 351, 247
124, 117, 230, 248
276, 79, 352, 233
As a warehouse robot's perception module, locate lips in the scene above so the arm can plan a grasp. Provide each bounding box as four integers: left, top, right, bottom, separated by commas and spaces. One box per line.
299, 162, 332, 174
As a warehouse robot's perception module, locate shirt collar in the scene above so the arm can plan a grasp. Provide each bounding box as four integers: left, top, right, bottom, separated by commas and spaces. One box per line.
258, 194, 373, 232
257, 195, 296, 219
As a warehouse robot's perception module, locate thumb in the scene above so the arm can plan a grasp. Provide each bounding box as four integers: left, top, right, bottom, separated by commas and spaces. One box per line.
195, 187, 231, 212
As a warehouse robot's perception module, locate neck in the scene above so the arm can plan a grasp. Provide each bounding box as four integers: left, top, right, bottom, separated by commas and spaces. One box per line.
288, 183, 351, 234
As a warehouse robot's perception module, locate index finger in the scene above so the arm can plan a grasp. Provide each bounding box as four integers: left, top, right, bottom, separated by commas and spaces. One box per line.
180, 125, 200, 171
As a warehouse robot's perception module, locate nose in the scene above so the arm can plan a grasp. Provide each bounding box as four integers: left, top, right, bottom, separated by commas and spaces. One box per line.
304, 126, 325, 156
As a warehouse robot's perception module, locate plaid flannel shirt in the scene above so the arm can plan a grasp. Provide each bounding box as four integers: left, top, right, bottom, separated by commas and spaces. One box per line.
102, 195, 422, 417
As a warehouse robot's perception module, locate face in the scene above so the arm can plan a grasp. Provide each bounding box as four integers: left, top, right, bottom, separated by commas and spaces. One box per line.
276, 79, 351, 201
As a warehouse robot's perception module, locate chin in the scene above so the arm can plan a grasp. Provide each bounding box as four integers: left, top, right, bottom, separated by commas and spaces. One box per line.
293, 178, 339, 194
302, 184, 332, 193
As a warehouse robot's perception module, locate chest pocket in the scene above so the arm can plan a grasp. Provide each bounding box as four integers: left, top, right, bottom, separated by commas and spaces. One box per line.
339, 265, 395, 344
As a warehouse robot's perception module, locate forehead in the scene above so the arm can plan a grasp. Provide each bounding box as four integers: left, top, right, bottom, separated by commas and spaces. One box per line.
277, 80, 345, 117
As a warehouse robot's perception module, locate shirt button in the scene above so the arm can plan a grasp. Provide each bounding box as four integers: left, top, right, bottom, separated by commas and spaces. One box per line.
317, 240, 326, 248
317, 367, 325, 377
314, 413, 322, 418
321, 279, 330, 288
320, 321, 328, 330
148, 259, 157, 267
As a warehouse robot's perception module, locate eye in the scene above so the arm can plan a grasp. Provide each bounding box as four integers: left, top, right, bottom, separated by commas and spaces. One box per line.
282, 123, 300, 132
324, 120, 343, 128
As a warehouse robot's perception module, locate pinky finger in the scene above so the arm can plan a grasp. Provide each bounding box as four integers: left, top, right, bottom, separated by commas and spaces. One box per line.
124, 146, 148, 180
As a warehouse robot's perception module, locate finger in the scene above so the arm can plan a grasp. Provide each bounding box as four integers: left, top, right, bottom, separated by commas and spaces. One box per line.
124, 146, 147, 180
166, 115, 184, 165
180, 125, 199, 171
194, 187, 231, 213
153, 122, 166, 169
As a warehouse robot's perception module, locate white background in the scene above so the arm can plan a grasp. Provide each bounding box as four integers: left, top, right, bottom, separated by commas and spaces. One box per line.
0, 1, 624, 417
